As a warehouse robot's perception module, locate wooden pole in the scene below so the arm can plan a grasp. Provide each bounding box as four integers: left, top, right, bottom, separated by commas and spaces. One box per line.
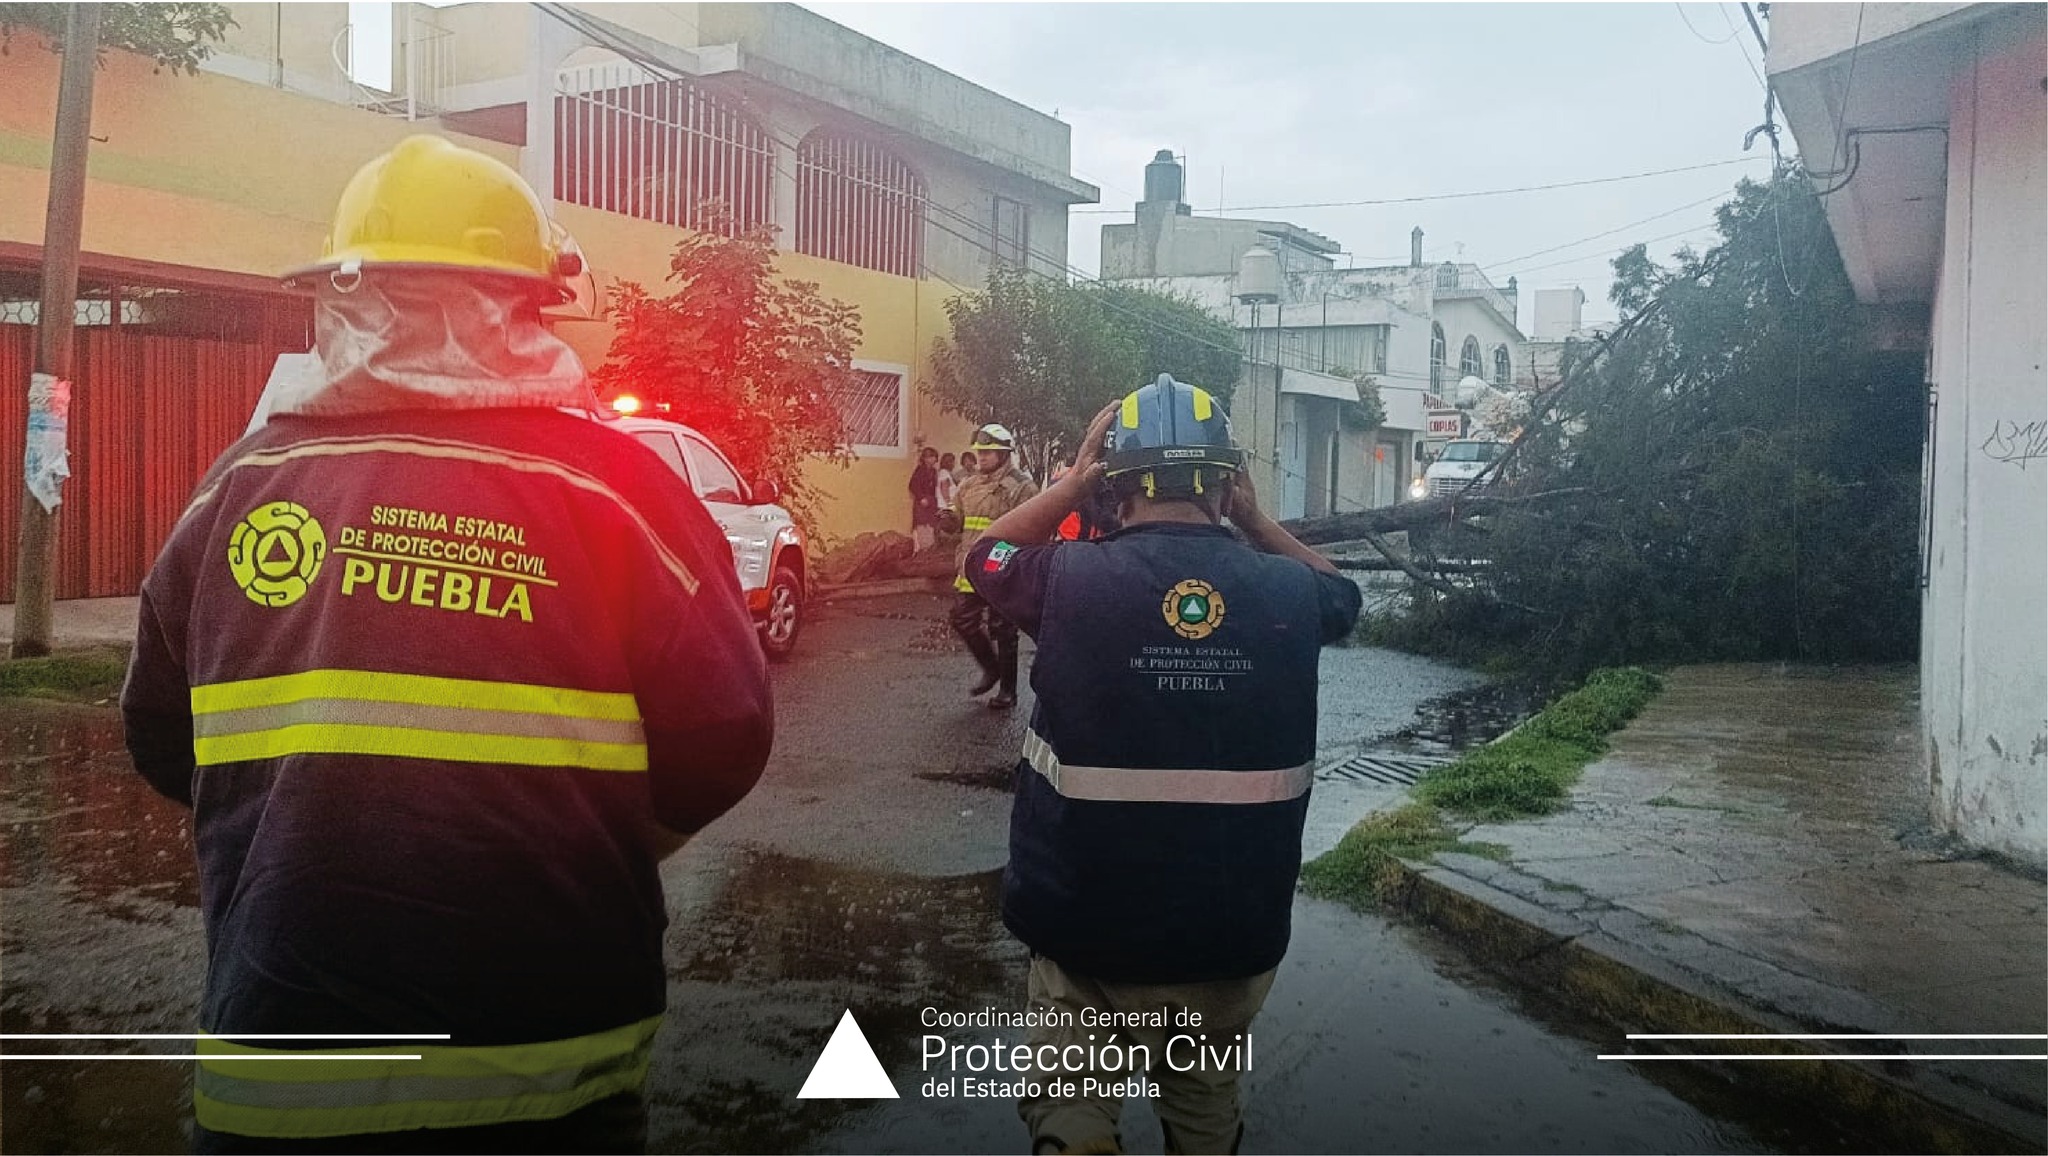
13, 4, 100, 658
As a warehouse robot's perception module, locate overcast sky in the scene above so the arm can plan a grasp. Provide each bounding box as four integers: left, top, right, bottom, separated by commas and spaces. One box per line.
803, 2, 1779, 327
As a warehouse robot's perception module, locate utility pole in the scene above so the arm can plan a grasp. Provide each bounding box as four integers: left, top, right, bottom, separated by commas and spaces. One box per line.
13, 3, 100, 658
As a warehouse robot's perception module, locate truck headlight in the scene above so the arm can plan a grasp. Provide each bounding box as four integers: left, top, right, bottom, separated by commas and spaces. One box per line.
1408, 478, 1427, 500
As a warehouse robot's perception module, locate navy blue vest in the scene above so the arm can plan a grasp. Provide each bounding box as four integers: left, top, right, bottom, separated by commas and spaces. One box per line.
1002, 523, 1328, 983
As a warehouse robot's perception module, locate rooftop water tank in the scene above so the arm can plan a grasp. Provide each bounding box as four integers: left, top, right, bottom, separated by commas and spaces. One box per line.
1143, 149, 1183, 205
1236, 247, 1281, 303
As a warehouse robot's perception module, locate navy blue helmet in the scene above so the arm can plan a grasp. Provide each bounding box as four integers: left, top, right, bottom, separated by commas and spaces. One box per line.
1103, 374, 1244, 499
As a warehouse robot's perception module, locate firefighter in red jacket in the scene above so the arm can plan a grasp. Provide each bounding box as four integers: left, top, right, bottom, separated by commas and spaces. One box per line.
120, 136, 774, 1153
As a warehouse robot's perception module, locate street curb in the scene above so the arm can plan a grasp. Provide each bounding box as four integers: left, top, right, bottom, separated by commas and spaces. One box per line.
1387, 858, 2047, 1155
815, 576, 952, 602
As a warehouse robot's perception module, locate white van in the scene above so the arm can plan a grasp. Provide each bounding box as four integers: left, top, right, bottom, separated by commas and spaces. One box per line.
1420, 439, 1509, 499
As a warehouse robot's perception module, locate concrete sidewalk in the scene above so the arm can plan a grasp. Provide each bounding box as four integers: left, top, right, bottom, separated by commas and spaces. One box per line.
0, 597, 141, 650
1393, 664, 2047, 1152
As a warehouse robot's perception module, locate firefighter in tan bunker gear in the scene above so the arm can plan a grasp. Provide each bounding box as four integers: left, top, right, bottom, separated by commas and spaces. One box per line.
950, 423, 1038, 708
120, 135, 773, 1154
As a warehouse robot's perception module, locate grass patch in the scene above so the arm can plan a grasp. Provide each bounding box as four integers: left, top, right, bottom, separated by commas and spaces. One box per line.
1299, 803, 1507, 910
0, 646, 129, 702
1412, 666, 1662, 822
1301, 667, 1665, 910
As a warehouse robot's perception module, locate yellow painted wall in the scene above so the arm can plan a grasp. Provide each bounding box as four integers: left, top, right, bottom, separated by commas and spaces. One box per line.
0, 34, 970, 547
0, 33, 517, 276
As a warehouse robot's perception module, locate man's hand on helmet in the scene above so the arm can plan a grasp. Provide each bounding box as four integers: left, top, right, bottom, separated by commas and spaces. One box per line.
1069, 403, 1120, 484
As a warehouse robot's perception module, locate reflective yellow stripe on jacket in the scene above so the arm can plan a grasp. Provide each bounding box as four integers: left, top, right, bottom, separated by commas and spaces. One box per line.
190, 670, 647, 771
955, 516, 996, 592
194, 1015, 661, 1138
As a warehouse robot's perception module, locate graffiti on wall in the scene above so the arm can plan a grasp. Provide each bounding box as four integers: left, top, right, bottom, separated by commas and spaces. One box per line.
1980, 418, 2048, 470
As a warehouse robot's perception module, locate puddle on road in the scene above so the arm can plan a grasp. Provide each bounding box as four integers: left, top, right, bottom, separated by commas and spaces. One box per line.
0, 708, 199, 911
653, 849, 1026, 1153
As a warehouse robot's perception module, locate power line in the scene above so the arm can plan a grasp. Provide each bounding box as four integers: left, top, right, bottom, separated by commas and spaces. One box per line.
1674, 3, 1737, 44
539, 0, 1726, 397
1723, 4, 1767, 89
1501, 221, 1726, 279
1490, 193, 1729, 271
1071, 157, 1766, 215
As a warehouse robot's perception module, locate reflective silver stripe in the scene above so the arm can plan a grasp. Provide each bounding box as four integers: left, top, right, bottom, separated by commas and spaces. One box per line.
192, 699, 645, 748
1021, 729, 1312, 804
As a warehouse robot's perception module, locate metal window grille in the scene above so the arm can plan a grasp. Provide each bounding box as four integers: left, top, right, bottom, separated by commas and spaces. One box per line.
1493, 345, 1511, 387
1429, 324, 1446, 390
830, 369, 902, 448
796, 132, 925, 278
1459, 336, 1483, 379
553, 62, 773, 234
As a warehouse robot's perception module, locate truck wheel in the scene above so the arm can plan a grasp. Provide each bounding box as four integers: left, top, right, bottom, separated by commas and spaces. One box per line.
761, 564, 802, 661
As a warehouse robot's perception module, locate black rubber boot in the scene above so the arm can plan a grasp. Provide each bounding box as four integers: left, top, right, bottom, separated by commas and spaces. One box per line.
950, 596, 1002, 696
988, 633, 1019, 709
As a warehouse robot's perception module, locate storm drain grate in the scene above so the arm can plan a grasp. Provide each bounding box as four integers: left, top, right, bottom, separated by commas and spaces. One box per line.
1316, 752, 1451, 787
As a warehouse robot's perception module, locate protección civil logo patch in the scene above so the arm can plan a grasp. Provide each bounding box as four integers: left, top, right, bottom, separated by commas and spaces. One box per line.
1162, 578, 1225, 640
227, 501, 328, 608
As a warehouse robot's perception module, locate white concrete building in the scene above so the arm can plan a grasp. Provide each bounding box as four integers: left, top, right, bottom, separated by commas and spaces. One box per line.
1523, 286, 1617, 389
1770, 3, 2046, 867
1100, 153, 1529, 520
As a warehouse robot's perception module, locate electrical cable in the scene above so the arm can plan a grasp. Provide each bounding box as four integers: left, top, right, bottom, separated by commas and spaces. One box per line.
1722, 4, 1767, 89
1071, 157, 1765, 214
1675, 3, 1738, 44
1496, 221, 1726, 278
540, 0, 1756, 412
1490, 193, 1729, 270
541, 0, 1764, 322
1827, 5, 1867, 177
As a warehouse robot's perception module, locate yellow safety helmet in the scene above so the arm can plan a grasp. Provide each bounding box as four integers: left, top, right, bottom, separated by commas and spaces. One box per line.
287, 135, 582, 301
970, 423, 1016, 452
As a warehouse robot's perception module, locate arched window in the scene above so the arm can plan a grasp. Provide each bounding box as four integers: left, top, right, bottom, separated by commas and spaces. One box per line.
797, 131, 925, 278
1429, 323, 1446, 391
553, 58, 773, 234
1460, 336, 1483, 379
1493, 345, 1512, 387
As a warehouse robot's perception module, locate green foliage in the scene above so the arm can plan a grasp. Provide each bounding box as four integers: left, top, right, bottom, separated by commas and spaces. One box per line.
1339, 375, 1386, 431
1303, 668, 1661, 908
927, 265, 1137, 475
1298, 803, 1470, 909
0, 647, 129, 701
1414, 666, 1662, 821
0, 4, 235, 75
1385, 172, 1922, 678
1083, 282, 1242, 406
928, 270, 1244, 473
594, 216, 863, 532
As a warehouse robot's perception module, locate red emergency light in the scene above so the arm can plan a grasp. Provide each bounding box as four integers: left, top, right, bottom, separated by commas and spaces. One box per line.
611, 394, 643, 416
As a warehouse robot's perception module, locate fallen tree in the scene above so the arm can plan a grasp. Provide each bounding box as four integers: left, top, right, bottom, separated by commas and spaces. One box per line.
1278, 488, 1591, 546
1285, 171, 1923, 677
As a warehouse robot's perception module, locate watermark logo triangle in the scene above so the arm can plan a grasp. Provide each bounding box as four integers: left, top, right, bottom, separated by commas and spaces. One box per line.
796, 1009, 899, 1099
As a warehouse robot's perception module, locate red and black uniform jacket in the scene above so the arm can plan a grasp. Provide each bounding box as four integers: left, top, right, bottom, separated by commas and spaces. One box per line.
121, 407, 772, 1140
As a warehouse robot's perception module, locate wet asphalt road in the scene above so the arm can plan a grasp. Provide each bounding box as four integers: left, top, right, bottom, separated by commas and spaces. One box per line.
3, 591, 1787, 1154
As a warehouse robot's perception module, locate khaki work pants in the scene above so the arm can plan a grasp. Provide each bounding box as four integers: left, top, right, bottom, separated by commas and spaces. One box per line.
1018, 957, 1277, 1156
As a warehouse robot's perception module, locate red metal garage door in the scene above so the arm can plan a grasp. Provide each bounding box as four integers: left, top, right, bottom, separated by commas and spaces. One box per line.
0, 274, 310, 601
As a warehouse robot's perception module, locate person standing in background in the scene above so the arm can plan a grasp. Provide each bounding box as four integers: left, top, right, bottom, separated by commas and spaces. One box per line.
909, 446, 941, 553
